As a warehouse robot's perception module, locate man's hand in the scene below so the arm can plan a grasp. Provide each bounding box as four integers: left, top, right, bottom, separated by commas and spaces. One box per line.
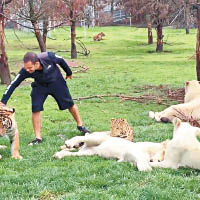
66, 75, 73, 79
0, 102, 5, 107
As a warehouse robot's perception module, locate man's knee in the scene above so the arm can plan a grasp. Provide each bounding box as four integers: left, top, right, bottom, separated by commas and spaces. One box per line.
32, 104, 43, 112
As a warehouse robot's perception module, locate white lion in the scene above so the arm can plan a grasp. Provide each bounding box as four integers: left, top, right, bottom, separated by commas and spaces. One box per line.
150, 118, 200, 170
53, 131, 168, 172
149, 80, 200, 123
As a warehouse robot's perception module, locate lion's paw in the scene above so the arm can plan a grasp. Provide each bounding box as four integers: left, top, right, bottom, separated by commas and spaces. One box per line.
149, 111, 155, 119
53, 151, 64, 159
53, 150, 71, 159
65, 138, 81, 149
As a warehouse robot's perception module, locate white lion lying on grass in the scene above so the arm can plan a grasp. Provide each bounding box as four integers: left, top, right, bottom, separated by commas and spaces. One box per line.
150, 118, 200, 170
149, 80, 200, 123
53, 131, 168, 172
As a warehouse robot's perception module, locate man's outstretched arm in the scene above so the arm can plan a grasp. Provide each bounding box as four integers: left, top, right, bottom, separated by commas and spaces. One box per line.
1, 69, 27, 104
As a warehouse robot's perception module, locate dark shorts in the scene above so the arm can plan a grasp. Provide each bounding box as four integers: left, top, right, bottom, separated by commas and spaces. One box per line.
31, 80, 74, 112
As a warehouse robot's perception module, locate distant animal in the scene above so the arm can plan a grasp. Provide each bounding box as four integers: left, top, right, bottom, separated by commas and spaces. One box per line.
93, 32, 105, 41
150, 118, 200, 170
0, 105, 22, 159
53, 131, 168, 172
149, 80, 200, 123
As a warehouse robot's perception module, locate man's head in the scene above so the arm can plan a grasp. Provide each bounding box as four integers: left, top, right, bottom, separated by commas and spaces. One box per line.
23, 52, 41, 73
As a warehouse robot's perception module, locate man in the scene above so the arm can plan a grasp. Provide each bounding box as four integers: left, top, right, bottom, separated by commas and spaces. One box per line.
1, 52, 90, 145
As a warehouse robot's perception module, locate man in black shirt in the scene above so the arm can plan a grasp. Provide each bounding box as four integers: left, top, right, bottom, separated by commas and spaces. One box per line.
1, 52, 90, 145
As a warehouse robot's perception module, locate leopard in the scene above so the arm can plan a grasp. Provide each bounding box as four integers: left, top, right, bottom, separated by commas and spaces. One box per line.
110, 118, 134, 141
0, 105, 22, 159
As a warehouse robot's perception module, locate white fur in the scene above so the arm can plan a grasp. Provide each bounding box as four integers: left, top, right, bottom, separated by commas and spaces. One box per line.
53, 131, 168, 172
149, 80, 200, 122
150, 118, 200, 170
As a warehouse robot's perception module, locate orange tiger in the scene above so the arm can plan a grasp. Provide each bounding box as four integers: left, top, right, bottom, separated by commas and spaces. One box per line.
0, 105, 22, 159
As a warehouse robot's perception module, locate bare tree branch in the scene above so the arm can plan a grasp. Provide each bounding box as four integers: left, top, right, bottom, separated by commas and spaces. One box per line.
5, 0, 12, 5
0, 13, 67, 30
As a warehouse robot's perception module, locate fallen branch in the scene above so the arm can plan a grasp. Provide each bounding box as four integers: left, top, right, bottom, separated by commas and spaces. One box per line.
73, 86, 184, 106
173, 108, 200, 128
188, 53, 195, 60
73, 94, 171, 106
65, 60, 89, 73
56, 40, 90, 56
77, 40, 90, 56
72, 66, 89, 73
56, 49, 88, 56
73, 94, 121, 101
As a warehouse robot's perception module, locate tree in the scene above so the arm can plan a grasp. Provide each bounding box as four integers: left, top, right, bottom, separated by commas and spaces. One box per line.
12, 0, 60, 52
85, 0, 115, 27
184, 1, 191, 34
13, 0, 87, 58
176, 0, 196, 34
0, 0, 12, 85
122, 0, 177, 52
61, 0, 87, 59
122, 0, 154, 44
195, 1, 200, 80
146, 0, 176, 52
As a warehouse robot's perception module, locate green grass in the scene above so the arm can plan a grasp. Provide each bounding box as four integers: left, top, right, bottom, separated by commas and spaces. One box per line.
0, 26, 199, 199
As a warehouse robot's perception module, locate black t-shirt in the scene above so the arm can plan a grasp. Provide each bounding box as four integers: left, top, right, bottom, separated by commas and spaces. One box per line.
1, 52, 72, 104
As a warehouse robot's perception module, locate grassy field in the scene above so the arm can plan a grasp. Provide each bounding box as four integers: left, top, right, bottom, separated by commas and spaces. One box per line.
0, 26, 199, 199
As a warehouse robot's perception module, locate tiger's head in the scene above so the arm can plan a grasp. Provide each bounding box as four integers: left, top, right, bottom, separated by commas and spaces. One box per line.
0, 105, 15, 136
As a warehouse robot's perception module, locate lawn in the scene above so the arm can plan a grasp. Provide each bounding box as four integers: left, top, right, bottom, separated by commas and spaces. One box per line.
0, 26, 199, 199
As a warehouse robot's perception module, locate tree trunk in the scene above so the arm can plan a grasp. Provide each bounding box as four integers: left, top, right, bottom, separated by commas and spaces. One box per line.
156, 23, 163, 52
32, 22, 46, 52
29, 0, 46, 52
71, 20, 77, 59
196, 6, 200, 81
111, 0, 114, 19
0, 1, 11, 85
147, 22, 153, 45
185, 3, 190, 34
70, 5, 77, 59
43, 17, 48, 44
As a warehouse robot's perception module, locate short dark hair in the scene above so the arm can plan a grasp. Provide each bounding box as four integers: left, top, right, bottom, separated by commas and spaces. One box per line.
23, 52, 39, 63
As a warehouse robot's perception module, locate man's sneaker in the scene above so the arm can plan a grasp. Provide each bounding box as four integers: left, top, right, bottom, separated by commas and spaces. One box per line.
77, 126, 90, 134
28, 138, 42, 146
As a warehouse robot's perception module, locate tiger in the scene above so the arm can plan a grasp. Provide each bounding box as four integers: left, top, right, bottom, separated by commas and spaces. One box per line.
110, 118, 134, 141
0, 105, 22, 159
93, 32, 105, 41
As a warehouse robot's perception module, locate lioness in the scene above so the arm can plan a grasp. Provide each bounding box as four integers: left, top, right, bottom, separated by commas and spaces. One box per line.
149, 80, 200, 123
0, 105, 22, 159
93, 32, 105, 41
53, 131, 168, 172
150, 118, 200, 170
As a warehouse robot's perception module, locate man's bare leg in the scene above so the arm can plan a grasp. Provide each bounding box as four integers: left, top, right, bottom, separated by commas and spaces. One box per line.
69, 104, 82, 126
32, 111, 42, 139
69, 104, 90, 134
